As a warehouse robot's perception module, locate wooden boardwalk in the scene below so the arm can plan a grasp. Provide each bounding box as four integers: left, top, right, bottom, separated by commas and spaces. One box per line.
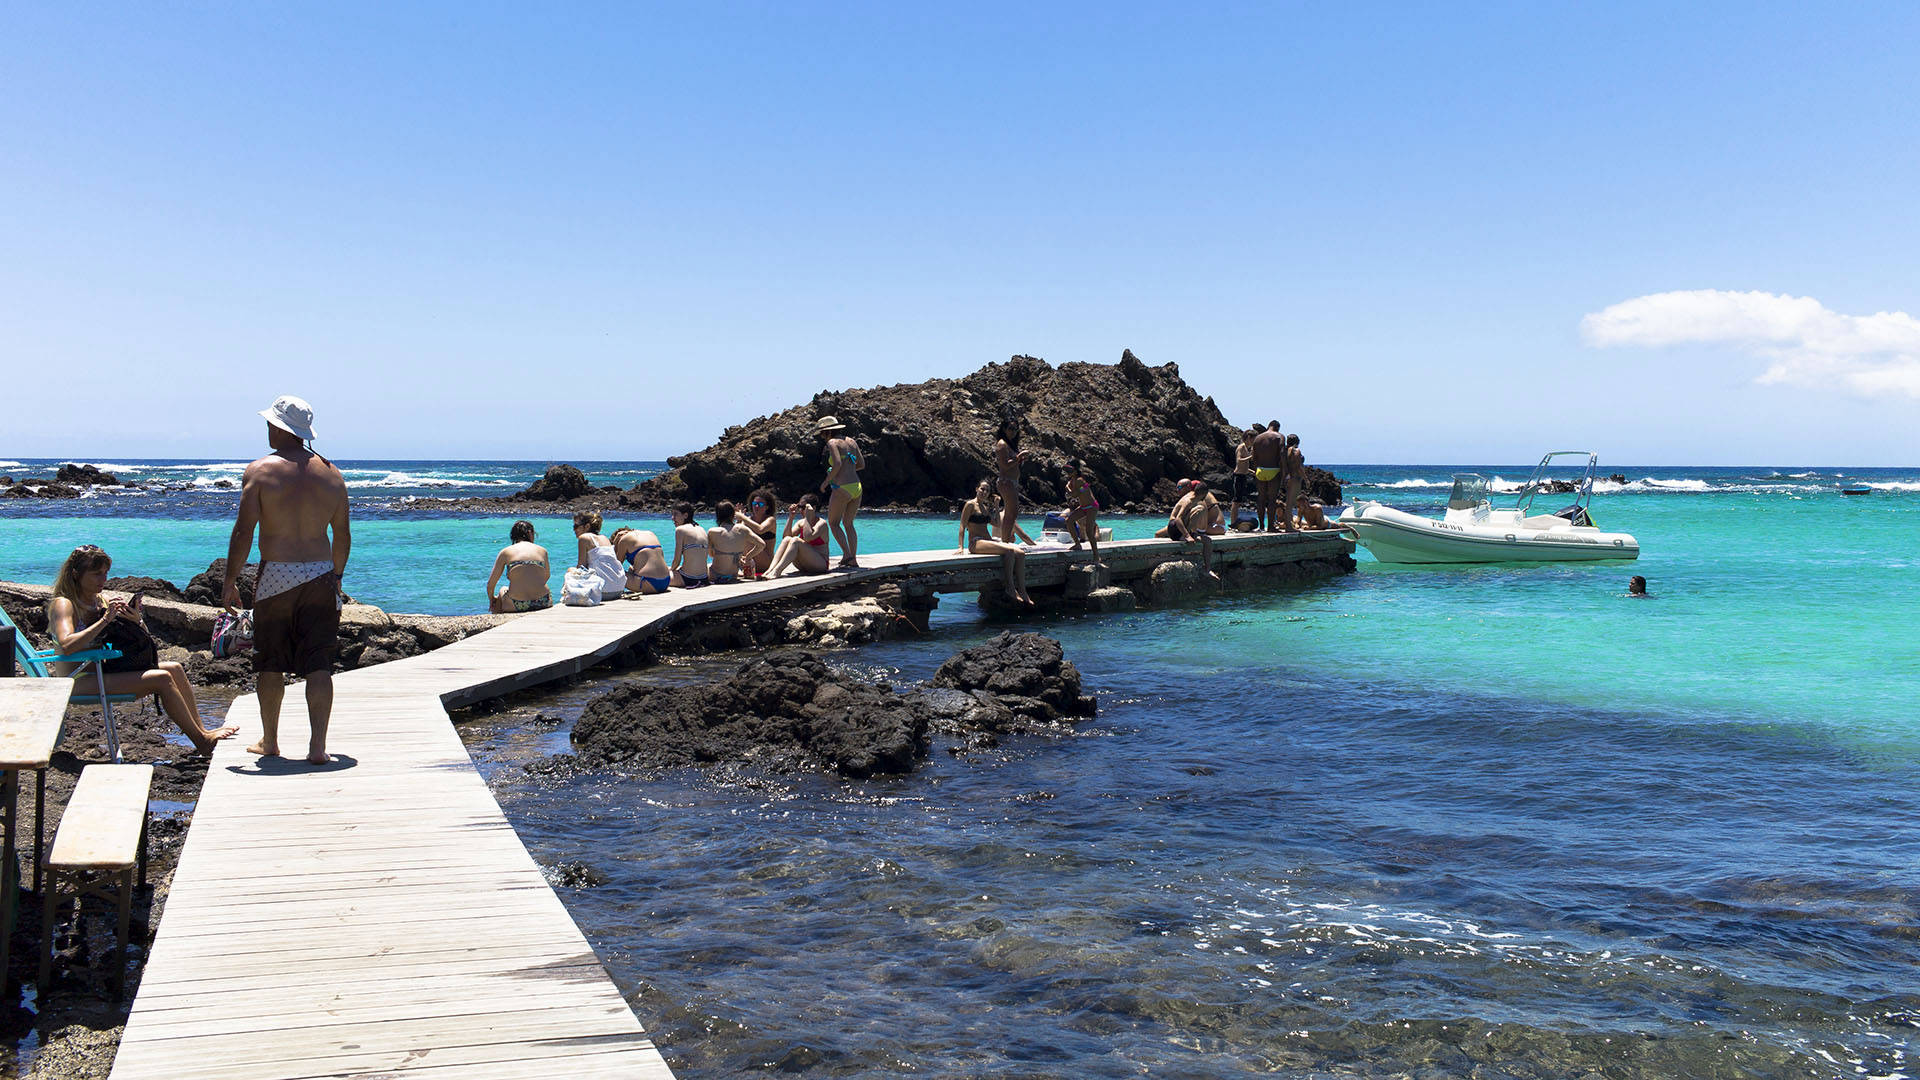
108, 531, 1349, 1079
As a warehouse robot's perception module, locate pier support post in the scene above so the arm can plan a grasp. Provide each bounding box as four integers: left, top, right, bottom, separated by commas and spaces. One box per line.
898, 583, 938, 633
1063, 564, 1112, 602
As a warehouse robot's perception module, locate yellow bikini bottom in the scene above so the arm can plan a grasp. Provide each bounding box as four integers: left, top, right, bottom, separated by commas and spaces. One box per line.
1254, 467, 1281, 482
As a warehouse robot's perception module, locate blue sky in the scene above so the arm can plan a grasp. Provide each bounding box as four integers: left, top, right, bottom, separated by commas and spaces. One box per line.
4, 4, 1917, 464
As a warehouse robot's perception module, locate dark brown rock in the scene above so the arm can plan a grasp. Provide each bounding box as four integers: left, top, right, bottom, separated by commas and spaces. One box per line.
1, 481, 81, 499
625, 351, 1342, 511
55, 463, 120, 486
568, 634, 1097, 778
515, 464, 595, 502
184, 560, 257, 607
929, 632, 1096, 721
105, 576, 187, 603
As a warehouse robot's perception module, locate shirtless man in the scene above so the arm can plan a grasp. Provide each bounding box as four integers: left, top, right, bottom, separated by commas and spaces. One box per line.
224, 396, 350, 766
817, 416, 864, 568
1163, 480, 1222, 580
1250, 421, 1286, 532
1282, 433, 1306, 533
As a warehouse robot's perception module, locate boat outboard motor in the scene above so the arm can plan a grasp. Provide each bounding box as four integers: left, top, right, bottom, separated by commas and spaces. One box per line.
1553, 505, 1593, 527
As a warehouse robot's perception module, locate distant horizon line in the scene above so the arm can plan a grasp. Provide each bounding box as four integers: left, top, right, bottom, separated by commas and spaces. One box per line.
3, 455, 1917, 471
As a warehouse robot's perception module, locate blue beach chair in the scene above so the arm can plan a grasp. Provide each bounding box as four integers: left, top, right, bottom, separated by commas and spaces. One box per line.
0, 605, 129, 763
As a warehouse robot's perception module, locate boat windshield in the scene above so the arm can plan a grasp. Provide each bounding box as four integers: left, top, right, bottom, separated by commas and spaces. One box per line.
1447, 474, 1489, 510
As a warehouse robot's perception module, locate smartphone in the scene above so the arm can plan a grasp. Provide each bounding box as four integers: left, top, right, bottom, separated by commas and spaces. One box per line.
128, 593, 143, 611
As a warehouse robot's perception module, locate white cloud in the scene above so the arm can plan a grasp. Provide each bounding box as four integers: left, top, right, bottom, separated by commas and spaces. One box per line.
1580, 289, 1920, 398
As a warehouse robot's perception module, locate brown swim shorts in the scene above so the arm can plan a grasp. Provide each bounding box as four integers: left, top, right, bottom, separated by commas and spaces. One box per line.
253, 572, 340, 676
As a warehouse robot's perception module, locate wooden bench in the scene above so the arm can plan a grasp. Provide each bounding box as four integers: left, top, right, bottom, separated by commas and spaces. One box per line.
40, 763, 151, 997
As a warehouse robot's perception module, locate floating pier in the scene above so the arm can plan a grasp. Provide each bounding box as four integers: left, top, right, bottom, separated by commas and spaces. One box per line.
106, 529, 1351, 1079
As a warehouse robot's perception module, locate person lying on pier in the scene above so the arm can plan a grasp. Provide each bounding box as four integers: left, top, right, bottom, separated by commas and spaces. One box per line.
610, 526, 670, 595
670, 503, 710, 588
707, 500, 767, 584
1293, 495, 1332, 530
959, 479, 1035, 606
764, 496, 832, 578
574, 511, 627, 600
47, 545, 239, 755
487, 519, 552, 612
746, 488, 780, 576
1065, 475, 1103, 564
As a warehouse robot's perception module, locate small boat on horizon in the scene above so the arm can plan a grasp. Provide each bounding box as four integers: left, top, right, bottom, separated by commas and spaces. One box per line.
1840, 486, 1873, 495
1339, 451, 1640, 564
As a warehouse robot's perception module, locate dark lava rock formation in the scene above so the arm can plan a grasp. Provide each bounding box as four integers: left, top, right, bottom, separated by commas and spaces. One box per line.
408, 351, 1339, 514
55, 463, 120, 486
184, 559, 258, 607
630, 350, 1342, 511
105, 576, 187, 603
1, 482, 80, 499
567, 632, 1096, 778
513, 464, 597, 502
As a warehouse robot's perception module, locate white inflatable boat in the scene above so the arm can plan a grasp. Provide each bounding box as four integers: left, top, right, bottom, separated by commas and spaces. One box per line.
1339, 452, 1639, 564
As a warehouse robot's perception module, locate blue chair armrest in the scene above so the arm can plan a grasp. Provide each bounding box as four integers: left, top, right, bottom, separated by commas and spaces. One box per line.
30, 646, 123, 663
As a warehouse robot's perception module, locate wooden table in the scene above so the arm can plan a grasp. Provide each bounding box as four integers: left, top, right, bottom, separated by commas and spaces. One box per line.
0, 681, 71, 987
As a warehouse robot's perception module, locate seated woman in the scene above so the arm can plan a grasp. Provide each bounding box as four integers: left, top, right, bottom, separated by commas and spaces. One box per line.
959, 479, 1034, 606
707, 501, 765, 585
47, 545, 239, 756
670, 503, 709, 588
763, 496, 831, 579
745, 488, 780, 577
486, 520, 551, 612
611, 526, 671, 595
573, 511, 627, 600
1065, 475, 1103, 563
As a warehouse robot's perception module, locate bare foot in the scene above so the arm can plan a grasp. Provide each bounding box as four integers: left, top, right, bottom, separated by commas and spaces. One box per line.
191, 725, 240, 755
307, 749, 330, 766
246, 738, 279, 757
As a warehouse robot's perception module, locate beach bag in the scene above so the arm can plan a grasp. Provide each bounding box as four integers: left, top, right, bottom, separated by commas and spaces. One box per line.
561, 566, 602, 607
211, 610, 254, 659
99, 615, 159, 674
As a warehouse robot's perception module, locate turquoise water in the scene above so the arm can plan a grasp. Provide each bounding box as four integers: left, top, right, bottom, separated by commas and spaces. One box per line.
5, 459, 1917, 1075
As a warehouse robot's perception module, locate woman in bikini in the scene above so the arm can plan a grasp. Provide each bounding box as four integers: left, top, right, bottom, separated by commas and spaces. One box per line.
992, 417, 1032, 544
46, 545, 239, 755
486, 520, 552, 613
959, 479, 1035, 606
610, 526, 671, 595
745, 488, 779, 577
817, 416, 864, 568
670, 503, 709, 588
574, 510, 627, 600
764, 496, 831, 579
1065, 475, 1103, 564
706, 501, 765, 585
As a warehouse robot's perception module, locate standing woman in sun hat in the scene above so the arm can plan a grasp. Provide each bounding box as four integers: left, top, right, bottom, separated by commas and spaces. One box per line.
817, 416, 864, 569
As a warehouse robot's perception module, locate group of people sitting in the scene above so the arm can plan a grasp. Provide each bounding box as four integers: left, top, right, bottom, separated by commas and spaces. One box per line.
486, 493, 852, 611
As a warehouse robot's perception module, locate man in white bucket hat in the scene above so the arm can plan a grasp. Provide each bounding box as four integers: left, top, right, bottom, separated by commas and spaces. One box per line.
224, 394, 351, 765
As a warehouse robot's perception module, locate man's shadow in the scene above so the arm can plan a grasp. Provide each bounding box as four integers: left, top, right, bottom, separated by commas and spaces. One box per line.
227, 752, 359, 776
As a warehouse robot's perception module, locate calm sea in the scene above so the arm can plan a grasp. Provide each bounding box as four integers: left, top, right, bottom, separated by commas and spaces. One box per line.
3, 458, 1916, 1076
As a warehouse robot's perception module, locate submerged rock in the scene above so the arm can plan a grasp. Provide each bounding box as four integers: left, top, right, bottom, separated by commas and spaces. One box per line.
569, 633, 1096, 778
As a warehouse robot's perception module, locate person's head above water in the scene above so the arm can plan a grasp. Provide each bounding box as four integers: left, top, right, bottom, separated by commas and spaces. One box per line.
1628, 575, 1648, 596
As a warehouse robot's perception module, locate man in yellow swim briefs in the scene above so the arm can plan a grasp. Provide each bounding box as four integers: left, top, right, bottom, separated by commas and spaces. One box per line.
1251, 421, 1287, 532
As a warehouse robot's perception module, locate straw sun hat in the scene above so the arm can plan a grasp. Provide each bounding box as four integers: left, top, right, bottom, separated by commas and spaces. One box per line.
814, 416, 847, 433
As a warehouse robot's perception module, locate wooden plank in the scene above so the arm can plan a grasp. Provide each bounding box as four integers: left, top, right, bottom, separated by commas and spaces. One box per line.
0, 679, 72, 767
49, 763, 151, 869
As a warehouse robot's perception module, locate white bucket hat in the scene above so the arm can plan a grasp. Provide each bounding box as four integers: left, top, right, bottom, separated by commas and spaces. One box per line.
260, 395, 316, 441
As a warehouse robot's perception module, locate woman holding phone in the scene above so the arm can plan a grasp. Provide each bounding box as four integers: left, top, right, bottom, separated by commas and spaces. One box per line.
47, 545, 238, 755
